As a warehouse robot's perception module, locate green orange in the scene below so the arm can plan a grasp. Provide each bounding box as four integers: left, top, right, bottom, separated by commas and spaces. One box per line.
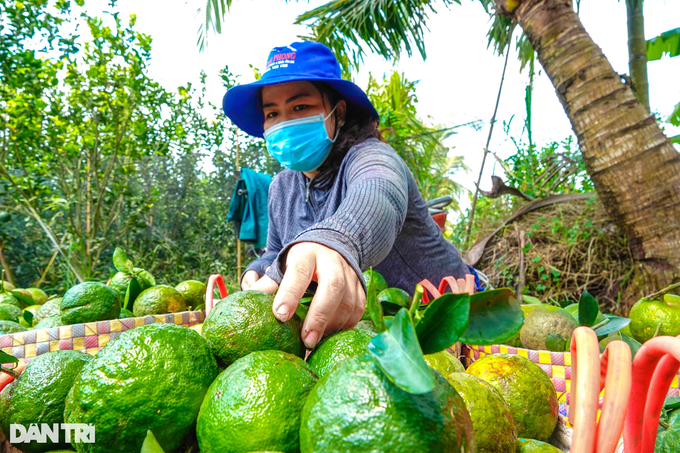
467, 353, 558, 441
197, 350, 317, 453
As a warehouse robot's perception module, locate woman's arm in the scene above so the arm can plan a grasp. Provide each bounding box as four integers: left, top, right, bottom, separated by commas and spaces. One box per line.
271, 141, 410, 347
285, 142, 410, 281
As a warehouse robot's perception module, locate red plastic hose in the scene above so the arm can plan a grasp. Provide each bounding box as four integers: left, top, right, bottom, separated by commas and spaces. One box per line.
205, 274, 228, 316
596, 341, 631, 453
624, 336, 680, 453
570, 327, 601, 453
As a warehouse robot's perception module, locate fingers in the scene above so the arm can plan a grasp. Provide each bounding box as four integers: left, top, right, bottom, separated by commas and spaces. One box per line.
273, 246, 315, 324
323, 263, 360, 336
249, 275, 279, 294
303, 255, 347, 348
241, 271, 260, 290
342, 278, 366, 330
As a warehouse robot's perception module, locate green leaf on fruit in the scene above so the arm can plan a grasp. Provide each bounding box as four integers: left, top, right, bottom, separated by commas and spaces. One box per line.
459, 288, 524, 345
620, 332, 642, 359
124, 278, 142, 312
579, 290, 599, 326
546, 333, 568, 352
113, 247, 134, 273
368, 308, 434, 394
140, 430, 165, 453
655, 406, 680, 453
522, 295, 542, 305
295, 303, 309, 322
665, 396, 680, 411
23, 310, 33, 326
365, 271, 386, 333
593, 314, 631, 337
10, 291, 33, 306
0, 351, 18, 364
415, 293, 470, 354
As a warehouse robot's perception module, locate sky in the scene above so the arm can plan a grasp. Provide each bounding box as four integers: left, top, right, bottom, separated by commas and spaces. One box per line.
87, 0, 680, 209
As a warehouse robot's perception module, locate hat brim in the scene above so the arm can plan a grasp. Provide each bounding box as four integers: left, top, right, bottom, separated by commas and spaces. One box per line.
222, 74, 379, 138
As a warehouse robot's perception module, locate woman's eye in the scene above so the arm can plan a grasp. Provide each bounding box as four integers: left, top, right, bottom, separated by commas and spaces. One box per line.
293, 104, 308, 111
265, 112, 277, 119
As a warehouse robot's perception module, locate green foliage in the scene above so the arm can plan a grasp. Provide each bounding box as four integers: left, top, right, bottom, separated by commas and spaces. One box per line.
452, 137, 593, 251
415, 292, 470, 354
458, 288, 523, 345
647, 27, 680, 61
366, 71, 469, 208
0, 1, 277, 292
141, 430, 166, 453
669, 102, 680, 127
197, 0, 233, 51
504, 137, 594, 199
295, 0, 460, 76
578, 290, 599, 326
368, 308, 435, 394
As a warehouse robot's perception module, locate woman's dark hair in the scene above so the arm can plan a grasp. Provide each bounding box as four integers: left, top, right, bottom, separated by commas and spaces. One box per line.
309, 81, 384, 177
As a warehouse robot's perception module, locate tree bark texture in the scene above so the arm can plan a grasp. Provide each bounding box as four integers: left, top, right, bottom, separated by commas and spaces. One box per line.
495, 0, 680, 271
626, 0, 650, 111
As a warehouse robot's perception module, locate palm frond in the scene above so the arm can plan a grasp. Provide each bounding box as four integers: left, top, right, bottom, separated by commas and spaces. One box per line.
647, 27, 680, 62
669, 101, 680, 127
484, 7, 533, 71
295, 0, 459, 69
197, 0, 233, 52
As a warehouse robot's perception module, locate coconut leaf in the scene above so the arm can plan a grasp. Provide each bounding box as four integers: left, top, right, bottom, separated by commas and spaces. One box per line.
647, 27, 680, 61
459, 288, 524, 345
669, 102, 680, 127
295, 0, 461, 75
113, 247, 134, 273
415, 293, 470, 354
368, 308, 434, 394
579, 290, 599, 326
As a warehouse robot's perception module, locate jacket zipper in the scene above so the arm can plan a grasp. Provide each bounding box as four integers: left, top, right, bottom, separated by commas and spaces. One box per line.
305, 178, 311, 203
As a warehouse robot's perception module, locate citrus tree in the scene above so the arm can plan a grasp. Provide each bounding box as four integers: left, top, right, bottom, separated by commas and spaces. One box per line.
0, 0, 275, 289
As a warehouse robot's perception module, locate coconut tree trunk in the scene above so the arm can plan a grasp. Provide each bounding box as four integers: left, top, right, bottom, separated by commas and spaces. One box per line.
626, 0, 650, 112
494, 0, 680, 272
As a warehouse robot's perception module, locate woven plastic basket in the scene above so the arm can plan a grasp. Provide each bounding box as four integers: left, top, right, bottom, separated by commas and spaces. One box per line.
0, 310, 205, 367
463, 343, 680, 419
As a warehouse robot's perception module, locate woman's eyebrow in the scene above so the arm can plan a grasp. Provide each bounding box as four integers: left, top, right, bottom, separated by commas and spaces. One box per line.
262, 92, 313, 109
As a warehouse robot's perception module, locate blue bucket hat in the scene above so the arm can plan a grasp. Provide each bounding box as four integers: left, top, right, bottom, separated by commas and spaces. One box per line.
222, 41, 379, 138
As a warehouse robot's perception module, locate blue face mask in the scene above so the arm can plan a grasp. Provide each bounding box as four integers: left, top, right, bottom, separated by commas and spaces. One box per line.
263, 106, 340, 172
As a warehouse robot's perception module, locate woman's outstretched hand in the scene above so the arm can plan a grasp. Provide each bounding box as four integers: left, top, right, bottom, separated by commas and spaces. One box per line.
272, 242, 366, 349
241, 270, 279, 294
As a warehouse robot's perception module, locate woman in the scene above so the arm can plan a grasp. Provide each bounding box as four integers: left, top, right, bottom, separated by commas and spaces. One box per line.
222, 41, 475, 349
